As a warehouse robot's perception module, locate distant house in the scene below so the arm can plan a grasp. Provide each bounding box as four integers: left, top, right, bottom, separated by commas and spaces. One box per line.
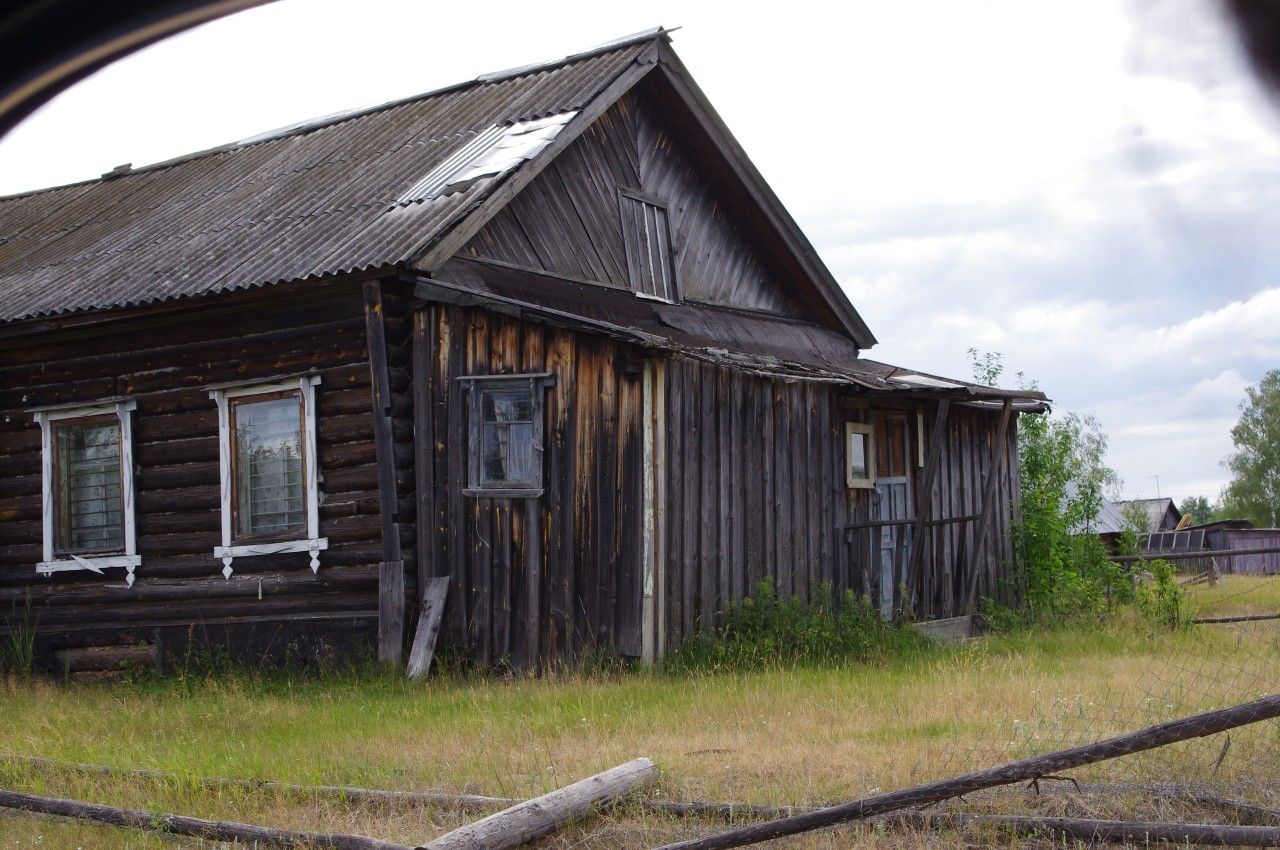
1114, 498, 1182, 534
0, 29, 1044, 674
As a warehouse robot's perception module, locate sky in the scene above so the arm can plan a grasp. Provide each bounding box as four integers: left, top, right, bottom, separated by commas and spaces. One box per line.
1, 0, 1277, 505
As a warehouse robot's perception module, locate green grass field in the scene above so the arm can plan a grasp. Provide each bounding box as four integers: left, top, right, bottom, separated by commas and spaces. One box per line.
0, 576, 1277, 848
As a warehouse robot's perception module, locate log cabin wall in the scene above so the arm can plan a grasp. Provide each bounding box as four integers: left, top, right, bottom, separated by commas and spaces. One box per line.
0, 280, 395, 668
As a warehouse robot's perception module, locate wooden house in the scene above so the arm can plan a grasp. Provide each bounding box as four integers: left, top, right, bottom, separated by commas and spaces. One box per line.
0, 30, 1044, 674
1114, 498, 1182, 534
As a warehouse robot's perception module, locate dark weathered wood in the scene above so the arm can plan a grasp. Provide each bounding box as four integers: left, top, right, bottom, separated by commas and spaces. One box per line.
413, 308, 437, 601
912, 813, 1280, 847
0, 788, 409, 850
901, 399, 951, 609
365, 280, 405, 664
520, 500, 542, 673
416, 758, 657, 850
378, 560, 406, 666
406, 576, 450, 680
962, 399, 1013, 612
1193, 612, 1280, 624
652, 692, 1280, 850
1113, 546, 1280, 563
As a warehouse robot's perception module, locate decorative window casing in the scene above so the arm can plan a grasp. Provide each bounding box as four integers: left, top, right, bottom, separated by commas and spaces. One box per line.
845, 422, 875, 489
31, 400, 139, 586
461, 373, 554, 498
619, 189, 679, 303
209, 375, 326, 578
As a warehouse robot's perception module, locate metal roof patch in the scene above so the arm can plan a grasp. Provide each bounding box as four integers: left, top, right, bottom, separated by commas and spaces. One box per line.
397, 111, 578, 204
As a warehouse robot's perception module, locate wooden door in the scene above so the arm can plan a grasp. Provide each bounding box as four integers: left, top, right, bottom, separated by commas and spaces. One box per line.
874, 413, 911, 618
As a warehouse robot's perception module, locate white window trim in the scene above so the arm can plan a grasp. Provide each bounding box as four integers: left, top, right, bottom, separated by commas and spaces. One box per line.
209, 375, 326, 579
845, 421, 876, 490
31, 400, 139, 587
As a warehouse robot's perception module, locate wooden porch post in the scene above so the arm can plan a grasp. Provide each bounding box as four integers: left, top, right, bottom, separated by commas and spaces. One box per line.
902, 399, 950, 616
364, 280, 405, 665
962, 399, 1014, 613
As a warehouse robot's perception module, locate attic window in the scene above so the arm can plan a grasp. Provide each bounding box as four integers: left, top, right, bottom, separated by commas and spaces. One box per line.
620, 190, 678, 302
398, 111, 578, 203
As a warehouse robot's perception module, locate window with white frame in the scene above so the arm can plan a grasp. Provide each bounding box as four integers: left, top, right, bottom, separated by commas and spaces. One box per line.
462, 373, 554, 497
208, 375, 326, 578
845, 422, 875, 489
31, 400, 139, 586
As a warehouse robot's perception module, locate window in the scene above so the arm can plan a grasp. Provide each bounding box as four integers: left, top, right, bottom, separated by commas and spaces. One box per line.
620, 190, 678, 302
209, 375, 326, 578
31, 400, 139, 586
845, 422, 875, 489
462, 373, 554, 496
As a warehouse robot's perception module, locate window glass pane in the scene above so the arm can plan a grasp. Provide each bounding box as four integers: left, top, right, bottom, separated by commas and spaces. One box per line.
482, 390, 533, 423
55, 420, 123, 553
478, 387, 536, 487
848, 432, 868, 479
234, 396, 305, 538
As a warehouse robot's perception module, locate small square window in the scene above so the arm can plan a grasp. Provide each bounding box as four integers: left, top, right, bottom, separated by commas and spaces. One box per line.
846, 422, 875, 489
464, 374, 554, 496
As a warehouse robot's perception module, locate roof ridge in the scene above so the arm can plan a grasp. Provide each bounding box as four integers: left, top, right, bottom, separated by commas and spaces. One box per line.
0, 26, 671, 205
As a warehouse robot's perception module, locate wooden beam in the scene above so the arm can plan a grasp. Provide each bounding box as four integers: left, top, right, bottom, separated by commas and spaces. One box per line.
406, 576, 450, 679
0, 788, 409, 850
900, 399, 950, 613
412, 307, 437, 604
417, 758, 657, 850
363, 279, 405, 665
910, 813, 1280, 847
962, 399, 1013, 613
519, 499, 542, 674
651, 692, 1280, 850
1113, 545, 1280, 563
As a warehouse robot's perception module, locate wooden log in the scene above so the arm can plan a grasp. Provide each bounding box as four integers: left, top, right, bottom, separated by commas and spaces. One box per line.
910, 812, 1280, 847
1193, 612, 1280, 624
651, 692, 1280, 850
0, 788, 409, 850
0, 754, 796, 821
406, 577, 450, 680
416, 758, 657, 850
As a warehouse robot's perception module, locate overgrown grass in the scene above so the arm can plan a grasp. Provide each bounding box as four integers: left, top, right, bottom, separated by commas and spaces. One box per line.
667, 581, 932, 672
0, 580, 1274, 848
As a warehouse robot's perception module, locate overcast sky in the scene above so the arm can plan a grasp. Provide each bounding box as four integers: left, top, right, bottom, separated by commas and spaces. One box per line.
2, 0, 1276, 504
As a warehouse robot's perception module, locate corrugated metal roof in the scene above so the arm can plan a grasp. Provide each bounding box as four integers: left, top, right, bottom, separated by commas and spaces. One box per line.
0, 33, 658, 322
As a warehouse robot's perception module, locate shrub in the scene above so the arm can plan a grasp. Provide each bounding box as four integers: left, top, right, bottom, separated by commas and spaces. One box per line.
667, 580, 930, 671
1136, 560, 1188, 629
1, 599, 37, 677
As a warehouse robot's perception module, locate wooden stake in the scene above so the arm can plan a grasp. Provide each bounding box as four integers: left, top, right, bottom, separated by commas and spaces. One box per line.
0, 788, 409, 850
418, 758, 656, 850
651, 692, 1280, 850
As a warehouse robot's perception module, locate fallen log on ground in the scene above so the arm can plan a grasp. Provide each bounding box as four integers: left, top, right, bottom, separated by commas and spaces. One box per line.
909, 813, 1280, 847
1193, 612, 1280, 625
1, 753, 802, 821
651, 692, 1280, 850
0, 788, 410, 850
1072, 782, 1280, 826
417, 758, 656, 850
